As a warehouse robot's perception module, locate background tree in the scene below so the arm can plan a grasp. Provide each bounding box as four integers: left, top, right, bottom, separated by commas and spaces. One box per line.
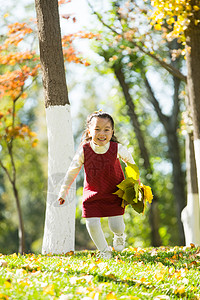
0, 20, 40, 253
88, 0, 187, 244
150, 0, 200, 245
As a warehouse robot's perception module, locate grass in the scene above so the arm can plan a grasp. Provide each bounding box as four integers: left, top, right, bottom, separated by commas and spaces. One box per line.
0, 245, 200, 299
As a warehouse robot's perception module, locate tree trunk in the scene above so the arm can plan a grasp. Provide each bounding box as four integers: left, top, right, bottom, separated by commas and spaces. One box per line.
181, 133, 200, 245
13, 183, 25, 254
185, 13, 200, 213
35, 0, 76, 254
144, 73, 186, 245
166, 128, 186, 245
114, 67, 162, 247
35, 0, 69, 107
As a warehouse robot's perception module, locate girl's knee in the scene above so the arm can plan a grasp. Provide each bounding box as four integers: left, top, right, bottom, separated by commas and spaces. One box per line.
86, 218, 101, 231
108, 216, 125, 234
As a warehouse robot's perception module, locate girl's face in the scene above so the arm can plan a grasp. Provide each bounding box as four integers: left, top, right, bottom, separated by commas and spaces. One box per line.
88, 117, 114, 146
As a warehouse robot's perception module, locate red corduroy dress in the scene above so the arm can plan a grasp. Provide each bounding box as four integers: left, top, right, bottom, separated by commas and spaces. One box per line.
82, 141, 125, 218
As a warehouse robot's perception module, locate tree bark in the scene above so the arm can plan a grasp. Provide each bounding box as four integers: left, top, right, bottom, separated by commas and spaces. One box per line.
185, 11, 200, 213
35, 0, 69, 107
35, 0, 76, 254
13, 184, 25, 254
114, 67, 162, 247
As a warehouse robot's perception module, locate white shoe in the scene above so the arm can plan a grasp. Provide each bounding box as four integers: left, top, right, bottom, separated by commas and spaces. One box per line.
98, 246, 113, 259
113, 234, 126, 251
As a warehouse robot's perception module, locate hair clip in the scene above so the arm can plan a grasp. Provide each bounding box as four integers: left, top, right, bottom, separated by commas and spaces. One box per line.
94, 109, 103, 114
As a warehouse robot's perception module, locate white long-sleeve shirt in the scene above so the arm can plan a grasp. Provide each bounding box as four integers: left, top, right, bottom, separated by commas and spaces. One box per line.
59, 141, 135, 200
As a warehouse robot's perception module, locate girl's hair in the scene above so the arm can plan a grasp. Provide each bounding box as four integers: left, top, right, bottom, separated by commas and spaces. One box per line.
81, 111, 119, 144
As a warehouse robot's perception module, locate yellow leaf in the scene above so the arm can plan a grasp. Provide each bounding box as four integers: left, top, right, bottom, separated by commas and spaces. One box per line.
155, 269, 166, 281
4, 280, 12, 288
11, 253, 18, 259
106, 292, 117, 300
141, 184, 153, 203
89, 264, 98, 272
43, 284, 55, 295
154, 24, 162, 30
175, 285, 185, 295
113, 189, 124, 198
0, 294, 9, 300
121, 297, 140, 300
193, 5, 200, 11
125, 163, 139, 180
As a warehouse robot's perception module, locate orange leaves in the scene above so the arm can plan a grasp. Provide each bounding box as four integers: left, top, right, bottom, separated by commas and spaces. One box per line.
62, 31, 100, 65
0, 65, 39, 100
4, 124, 38, 146
62, 31, 99, 66
58, 0, 71, 5
0, 51, 37, 66
4, 22, 33, 47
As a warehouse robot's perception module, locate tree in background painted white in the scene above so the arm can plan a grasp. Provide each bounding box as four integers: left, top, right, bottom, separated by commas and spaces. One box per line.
35, 0, 76, 254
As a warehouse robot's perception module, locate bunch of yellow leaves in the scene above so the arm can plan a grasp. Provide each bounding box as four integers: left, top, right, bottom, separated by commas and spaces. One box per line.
113, 163, 153, 214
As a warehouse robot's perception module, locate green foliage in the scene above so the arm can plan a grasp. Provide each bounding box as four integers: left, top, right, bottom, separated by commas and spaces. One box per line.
0, 246, 200, 299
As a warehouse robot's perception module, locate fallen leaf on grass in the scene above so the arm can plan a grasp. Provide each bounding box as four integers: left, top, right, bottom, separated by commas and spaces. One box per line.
43, 284, 55, 295
89, 263, 99, 272
153, 296, 170, 300
154, 269, 167, 281
4, 280, 12, 288
65, 251, 74, 256
121, 296, 141, 299
174, 285, 185, 295
0, 294, 9, 300
189, 261, 198, 267
70, 275, 93, 285
106, 292, 117, 300
0, 260, 8, 267
105, 272, 117, 281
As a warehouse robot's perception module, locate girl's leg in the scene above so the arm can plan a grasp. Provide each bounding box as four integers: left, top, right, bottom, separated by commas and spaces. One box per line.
108, 215, 125, 234
86, 217, 109, 251
108, 215, 126, 251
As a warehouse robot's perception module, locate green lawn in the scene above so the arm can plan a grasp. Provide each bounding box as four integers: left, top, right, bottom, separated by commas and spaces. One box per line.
0, 246, 200, 299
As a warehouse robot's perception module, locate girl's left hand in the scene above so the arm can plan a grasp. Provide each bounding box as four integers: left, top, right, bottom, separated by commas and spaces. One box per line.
58, 197, 65, 205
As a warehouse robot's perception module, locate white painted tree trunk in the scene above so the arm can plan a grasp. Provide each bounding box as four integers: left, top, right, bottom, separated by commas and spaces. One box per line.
181, 134, 200, 246
194, 139, 200, 209
42, 104, 76, 254
181, 193, 200, 246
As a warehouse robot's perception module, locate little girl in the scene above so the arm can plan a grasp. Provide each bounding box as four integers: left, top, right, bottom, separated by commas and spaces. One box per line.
58, 111, 136, 259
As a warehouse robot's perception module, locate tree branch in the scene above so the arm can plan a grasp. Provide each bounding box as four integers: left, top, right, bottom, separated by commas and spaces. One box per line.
144, 75, 169, 130
87, 1, 187, 83
0, 159, 13, 184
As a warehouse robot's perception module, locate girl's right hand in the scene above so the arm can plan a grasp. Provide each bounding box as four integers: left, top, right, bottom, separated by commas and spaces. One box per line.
58, 197, 65, 205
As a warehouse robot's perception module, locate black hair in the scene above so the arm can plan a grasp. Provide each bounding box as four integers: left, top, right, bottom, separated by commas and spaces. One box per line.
81, 111, 119, 144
